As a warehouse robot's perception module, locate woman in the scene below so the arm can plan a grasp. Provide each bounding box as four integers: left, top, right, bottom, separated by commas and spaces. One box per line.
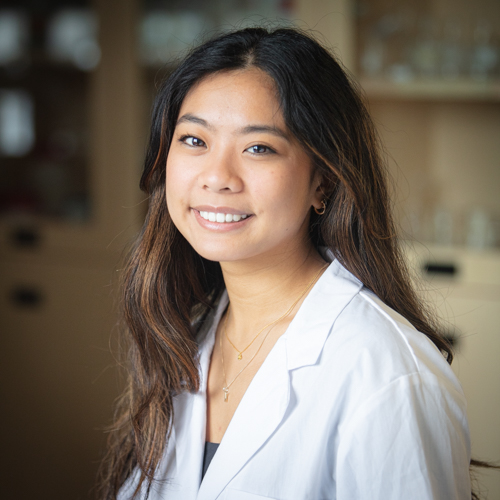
100, 28, 471, 499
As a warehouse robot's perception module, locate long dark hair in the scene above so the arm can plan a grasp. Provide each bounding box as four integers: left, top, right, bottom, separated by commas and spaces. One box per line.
98, 27, 472, 499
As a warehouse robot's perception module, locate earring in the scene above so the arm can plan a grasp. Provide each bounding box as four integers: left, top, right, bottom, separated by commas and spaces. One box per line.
314, 200, 326, 215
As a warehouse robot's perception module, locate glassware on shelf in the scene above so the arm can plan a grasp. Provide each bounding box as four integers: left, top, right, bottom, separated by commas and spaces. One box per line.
360, 36, 385, 78
359, 8, 417, 82
139, 0, 293, 67
0, 3, 93, 223
398, 200, 424, 243
387, 8, 416, 83
359, 13, 392, 79
440, 19, 464, 80
357, 1, 500, 87
0, 10, 29, 66
411, 17, 440, 79
139, 10, 209, 65
216, 0, 293, 30
387, 61, 414, 83
490, 214, 500, 249
466, 208, 496, 250
432, 206, 454, 246
399, 201, 500, 250
470, 20, 498, 82
46, 8, 100, 71
0, 90, 34, 157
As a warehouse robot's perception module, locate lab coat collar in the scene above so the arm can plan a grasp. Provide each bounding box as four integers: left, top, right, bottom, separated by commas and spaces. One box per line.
172, 252, 363, 500
285, 251, 363, 370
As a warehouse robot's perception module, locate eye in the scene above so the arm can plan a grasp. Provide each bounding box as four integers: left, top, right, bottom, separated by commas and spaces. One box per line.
245, 144, 275, 155
180, 135, 206, 147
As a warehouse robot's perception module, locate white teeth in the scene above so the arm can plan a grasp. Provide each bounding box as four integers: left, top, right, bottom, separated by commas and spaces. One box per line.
198, 211, 250, 223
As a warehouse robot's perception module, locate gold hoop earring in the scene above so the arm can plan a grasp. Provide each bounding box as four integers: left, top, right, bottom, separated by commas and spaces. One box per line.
314, 200, 326, 215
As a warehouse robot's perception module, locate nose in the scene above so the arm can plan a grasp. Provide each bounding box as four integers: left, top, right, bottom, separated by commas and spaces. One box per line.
198, 147, 243, 193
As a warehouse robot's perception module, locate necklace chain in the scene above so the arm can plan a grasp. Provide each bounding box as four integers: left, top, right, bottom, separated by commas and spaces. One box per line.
220, 263, 328, 402
225, 316, 261, 360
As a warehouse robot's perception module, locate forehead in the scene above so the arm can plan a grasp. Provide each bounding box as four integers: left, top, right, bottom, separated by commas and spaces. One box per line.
178, 68, 284, 127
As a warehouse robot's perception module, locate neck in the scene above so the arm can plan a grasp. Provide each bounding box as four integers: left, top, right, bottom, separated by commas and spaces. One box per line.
219, 243, 328, 344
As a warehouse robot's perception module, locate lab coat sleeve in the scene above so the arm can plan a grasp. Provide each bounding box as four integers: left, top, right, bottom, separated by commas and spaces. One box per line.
335, 372, 471, 500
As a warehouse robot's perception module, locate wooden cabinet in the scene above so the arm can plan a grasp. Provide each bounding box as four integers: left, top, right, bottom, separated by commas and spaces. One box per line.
0, 254, 122, 498
0, 1, 144, 254
0, 1, 143, 497
405, 242, 500, 497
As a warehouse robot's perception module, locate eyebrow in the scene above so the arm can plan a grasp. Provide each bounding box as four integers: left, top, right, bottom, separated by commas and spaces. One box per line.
238, 125, 290, 141
176, 113, 215, 130
176, 113, 290, 141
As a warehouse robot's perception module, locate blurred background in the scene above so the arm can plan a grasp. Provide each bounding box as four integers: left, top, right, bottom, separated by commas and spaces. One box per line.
0, 0, 498, 498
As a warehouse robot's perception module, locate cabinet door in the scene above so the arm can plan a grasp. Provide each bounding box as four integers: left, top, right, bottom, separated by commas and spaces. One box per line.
0, 260, 122, 499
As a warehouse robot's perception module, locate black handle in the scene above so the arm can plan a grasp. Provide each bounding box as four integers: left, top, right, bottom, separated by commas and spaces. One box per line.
422, 262, 458, 276
10, 227, 41, 248
10, 287, 43, 308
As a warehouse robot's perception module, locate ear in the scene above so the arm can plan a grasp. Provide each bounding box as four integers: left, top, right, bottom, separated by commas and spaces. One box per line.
312, 171, 338, 209
311, 172, 326, 212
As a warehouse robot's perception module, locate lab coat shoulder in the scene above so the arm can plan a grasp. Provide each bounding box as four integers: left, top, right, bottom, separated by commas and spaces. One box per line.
318, 286, 471, 499
326, 286, 465, 396
319, 282, 469, 428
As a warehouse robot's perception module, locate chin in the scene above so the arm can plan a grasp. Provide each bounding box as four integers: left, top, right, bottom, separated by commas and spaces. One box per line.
187, 238, 259, 264
191, 245, 248, 263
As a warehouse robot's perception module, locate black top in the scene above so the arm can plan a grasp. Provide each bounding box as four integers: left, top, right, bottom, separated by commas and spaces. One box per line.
202, 441, 220, 480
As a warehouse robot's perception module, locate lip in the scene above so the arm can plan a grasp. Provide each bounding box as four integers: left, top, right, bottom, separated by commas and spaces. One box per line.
192, 205, 252, 216
192, 208, 253, 232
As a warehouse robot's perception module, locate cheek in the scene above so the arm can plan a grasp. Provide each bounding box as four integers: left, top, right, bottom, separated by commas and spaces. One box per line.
255, 171, 312, 228
277, 168, 314, 209
165, 156, 190, 212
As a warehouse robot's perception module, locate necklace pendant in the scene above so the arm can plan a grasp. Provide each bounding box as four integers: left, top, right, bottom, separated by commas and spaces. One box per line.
237, 353, 242, 360
223, 387, 229, 402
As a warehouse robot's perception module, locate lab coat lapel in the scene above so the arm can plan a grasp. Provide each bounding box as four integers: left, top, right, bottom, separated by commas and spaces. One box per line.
285, 256, 363, 370
172, 299, 226, 500
197, 335, 290, 500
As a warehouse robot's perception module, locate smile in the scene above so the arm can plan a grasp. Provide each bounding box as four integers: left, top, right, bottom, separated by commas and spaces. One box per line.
199, 211, 250, 223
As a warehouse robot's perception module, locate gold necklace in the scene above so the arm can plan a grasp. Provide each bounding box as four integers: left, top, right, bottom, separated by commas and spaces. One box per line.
220, 263, 328, 402
224, 304, 279, 361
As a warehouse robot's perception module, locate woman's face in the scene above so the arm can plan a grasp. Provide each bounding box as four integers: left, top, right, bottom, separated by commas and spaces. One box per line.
166, 68, 323, 264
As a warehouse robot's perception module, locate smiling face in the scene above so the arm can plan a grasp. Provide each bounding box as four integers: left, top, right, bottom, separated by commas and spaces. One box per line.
165, 68, 323, 265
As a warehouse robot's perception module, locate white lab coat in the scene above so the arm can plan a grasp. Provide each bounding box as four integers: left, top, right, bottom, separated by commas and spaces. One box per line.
120, 255, 471, 500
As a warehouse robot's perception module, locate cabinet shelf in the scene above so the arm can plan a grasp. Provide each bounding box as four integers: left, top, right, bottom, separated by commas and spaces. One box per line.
360, 78, 500, 102
0, 55, 96, 75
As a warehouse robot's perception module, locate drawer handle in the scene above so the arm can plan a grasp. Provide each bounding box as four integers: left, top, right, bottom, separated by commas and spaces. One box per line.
10, 287, 43, 308
10, 227, 41, 248
422, 262, 457, 276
